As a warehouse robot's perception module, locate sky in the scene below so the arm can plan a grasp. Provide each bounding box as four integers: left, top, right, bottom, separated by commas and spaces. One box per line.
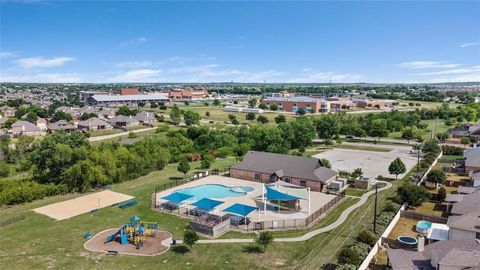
0, 1, 479, 84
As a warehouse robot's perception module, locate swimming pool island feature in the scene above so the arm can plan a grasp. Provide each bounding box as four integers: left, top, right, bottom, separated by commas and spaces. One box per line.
152, 175, 344, 237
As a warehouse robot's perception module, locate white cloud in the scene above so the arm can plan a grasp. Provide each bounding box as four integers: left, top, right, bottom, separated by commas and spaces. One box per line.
460, 42, 480, 48
398, 61, 460, 69
119, 37, 147, 47
0, 73, 83, 83
0, 51, 18, 59
287, 71, 362, 83
14, 56, 75, 68
114, 61, 157, 68
417, 66, 480, 76
108, 69, 163, 82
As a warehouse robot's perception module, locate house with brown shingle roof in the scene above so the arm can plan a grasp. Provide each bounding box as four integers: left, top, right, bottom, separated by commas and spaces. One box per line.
77, 117, 112, 131
47, 120, 77, 133
108, 115, 139, 128
134, 111, 156, 126
11, 121, 42, 136
230, 151, 338, 192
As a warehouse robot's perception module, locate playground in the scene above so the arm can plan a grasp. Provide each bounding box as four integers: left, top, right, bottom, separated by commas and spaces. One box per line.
84, 216, 172, 256
33, 190, 134, 220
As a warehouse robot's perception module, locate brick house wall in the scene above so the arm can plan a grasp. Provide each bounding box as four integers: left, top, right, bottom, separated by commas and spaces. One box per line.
229, 168, 328, 191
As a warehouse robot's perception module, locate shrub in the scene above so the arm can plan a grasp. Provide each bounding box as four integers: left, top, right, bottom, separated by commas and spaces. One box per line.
441, 145, 464, 155
156, 124, 170, 133
0, 179, 66, 205
383, 202, 399, 213
215, 147, 233, 158
437, 186, 447, 202
325, 139, 333, 145
200, 159, 211, 169
357, 230, 377, 246
336, 264, 357, 270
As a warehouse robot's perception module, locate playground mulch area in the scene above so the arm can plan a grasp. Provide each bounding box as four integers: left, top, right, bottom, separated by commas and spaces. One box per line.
84, 228, 172, 256
33, 190, 134, 221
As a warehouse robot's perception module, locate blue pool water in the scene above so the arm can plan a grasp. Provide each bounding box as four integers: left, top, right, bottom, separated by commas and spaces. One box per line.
176, 184, 254, 200
397, 236, 418, 245
416, 220, 432, 233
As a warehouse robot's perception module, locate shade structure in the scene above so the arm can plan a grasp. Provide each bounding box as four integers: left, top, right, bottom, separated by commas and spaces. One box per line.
267, 180, 303, 188
161, 192, 194, 204
223, 203, 257, 217
191, 198, 224, 211
265, 186, 302, 201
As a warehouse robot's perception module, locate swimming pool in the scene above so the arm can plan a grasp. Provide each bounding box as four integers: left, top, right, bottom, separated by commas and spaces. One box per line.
176, 184, 254, 200
397, 236, 418, 245
416, 220, 432, 234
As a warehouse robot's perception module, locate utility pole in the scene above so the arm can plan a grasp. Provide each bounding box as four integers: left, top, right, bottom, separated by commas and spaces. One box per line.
373, 183, 378, 234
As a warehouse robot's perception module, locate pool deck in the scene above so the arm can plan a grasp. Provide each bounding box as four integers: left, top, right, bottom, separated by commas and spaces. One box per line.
154, 175, 337, 222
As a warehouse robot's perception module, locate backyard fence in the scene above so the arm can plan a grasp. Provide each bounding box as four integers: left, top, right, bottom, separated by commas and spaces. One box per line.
401, 210, 448, 224
358, 151, 443, 270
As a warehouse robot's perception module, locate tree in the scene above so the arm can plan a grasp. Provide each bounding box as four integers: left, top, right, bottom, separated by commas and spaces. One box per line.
231, 118, 240, 125
437, 186, 447, 202
256, 115, 269, 124
184, 101, 190, 106
52, 111, 73, 122
388, 158, 406, 180
183, 226, 199, 252
248, 97, 257, 108
258, 103, 267, 109
255, 231, 273, 252
205, 111, 210, 117
315, 115, 340, 139
25, 112, 38, 124
269, 103, 279, 111
117, 106, 137, 116
320, 158, 331, 168
426, 170, 446, 188
200, 158, 211, 169
352, 168, 363, 179
228, 114, 237, 122
233, 100, 238, 104
274, 114, 286, 124
460, 137, 470, 148
4, 118, 18, 129
170, 106, 182, 124
212, 99, 221, 106
290, 117, 316, 148
246, 112, 256, 122
357, 230, 377, 246
80, 112, 98, 121
337, 246, 362, 265
297, 108, 306, 115
183, 111, 200, 126
138, 102, 146, 107
60, 159, 109, 192
177, 159, 190, 176
397, 182, 430, 208
401, 128, 414, 144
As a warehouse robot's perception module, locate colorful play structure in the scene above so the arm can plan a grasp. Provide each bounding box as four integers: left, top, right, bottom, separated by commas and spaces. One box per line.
104, 216, 158, 249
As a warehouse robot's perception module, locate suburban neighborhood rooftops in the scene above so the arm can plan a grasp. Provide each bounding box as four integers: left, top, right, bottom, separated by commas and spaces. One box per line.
424, 239, 480, 266
263, 96, 327, 103
92, 93, 170, 102
439, 248, 480, 268
386, 249, 432, 270
232, 151, 337, 183
134, 111, 155, 122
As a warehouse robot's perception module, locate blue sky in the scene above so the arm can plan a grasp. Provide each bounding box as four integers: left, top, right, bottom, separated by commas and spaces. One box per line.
0, 1, 479, 83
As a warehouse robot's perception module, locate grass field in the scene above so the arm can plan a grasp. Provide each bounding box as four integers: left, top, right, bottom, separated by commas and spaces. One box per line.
0, 154, 402, 270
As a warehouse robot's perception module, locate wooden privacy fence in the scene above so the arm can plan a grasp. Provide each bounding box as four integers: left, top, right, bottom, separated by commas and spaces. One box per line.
401, 210, 448, 224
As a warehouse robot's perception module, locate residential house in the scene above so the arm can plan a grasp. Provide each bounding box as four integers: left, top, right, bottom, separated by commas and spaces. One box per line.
98, 108, 117, 119
108, 115, 139, 128
0, 106, 16, 118
448, 124, 480, 138
446, 190, 480, 240
35, 117, 47, 131
134, 111, 156, 126
464, 147, 480, 174
77, 117, 112, 131
386, 239, 480, 270
11, 121, 42, 136
47, 120, 77, 133
229, 151, 338, 192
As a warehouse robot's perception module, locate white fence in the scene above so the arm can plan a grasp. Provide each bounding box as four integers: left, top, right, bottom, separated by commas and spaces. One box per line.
357, 151, 442, 270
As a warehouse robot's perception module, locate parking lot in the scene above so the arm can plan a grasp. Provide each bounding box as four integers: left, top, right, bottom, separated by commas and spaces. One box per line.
314, 147, 417, 179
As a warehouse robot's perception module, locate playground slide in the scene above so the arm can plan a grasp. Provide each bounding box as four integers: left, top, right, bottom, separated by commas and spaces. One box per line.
104, 228, 122, 244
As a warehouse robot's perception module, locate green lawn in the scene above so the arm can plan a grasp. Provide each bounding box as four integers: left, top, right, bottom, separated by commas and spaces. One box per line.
0, 155, 401, 270
345, 187, 368, 197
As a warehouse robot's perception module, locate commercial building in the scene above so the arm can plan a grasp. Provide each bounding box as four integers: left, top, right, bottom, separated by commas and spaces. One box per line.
230, 151, 338, 192
90, 93, 170, 106
263, 96, 331, 113
169, 90, 209, 100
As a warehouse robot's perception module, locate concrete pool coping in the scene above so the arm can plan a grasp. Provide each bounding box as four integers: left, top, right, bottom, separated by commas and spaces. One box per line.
154, 175, 338, 222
